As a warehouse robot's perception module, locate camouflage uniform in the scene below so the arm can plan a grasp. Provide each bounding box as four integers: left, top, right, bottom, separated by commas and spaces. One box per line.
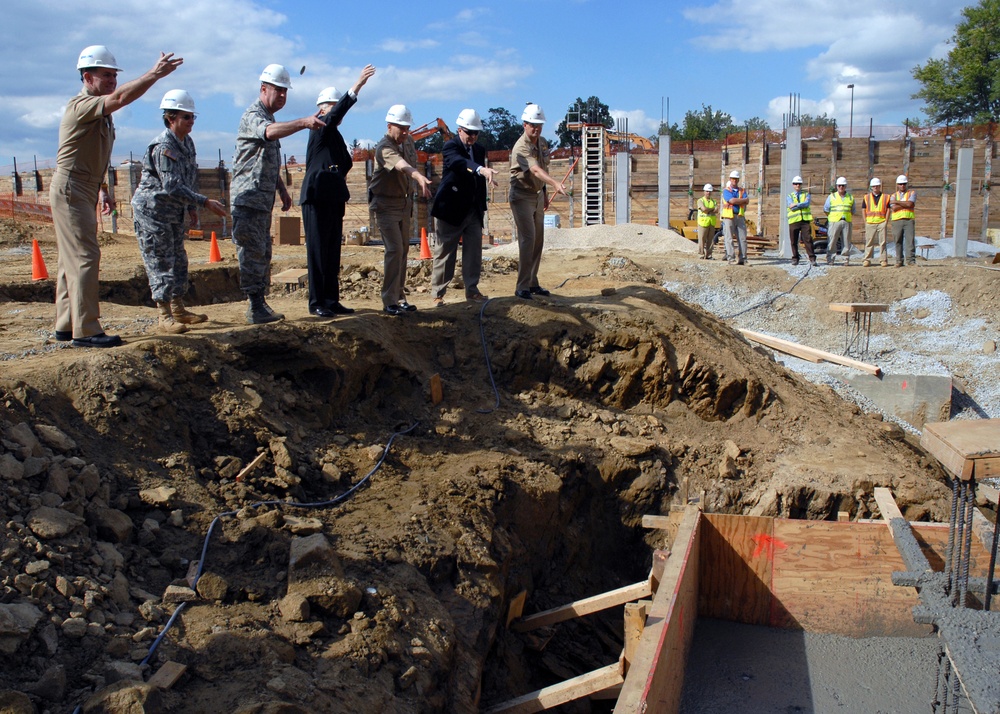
131, 129, 208, 302
231, 98, 282, 295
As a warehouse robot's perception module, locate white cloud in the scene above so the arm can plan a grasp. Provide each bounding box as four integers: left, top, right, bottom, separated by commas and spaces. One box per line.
379, 39, 440, 53
610, 109, 659, 138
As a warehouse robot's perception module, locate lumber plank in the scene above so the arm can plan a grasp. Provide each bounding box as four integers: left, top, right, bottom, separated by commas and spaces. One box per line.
874, 486, 904, 522
484, 662, 624, 714
429, 373, 443, 405
698, 514, 773, 626
512, 580, 653, 632
148, 661, 187, 690
739, 329, 882, 375
234, 452, 267, 483
506, 590, 527, 629
921, 419, 1000, 481
828, 302, 889, 314
615, 505, 700, 714
623, 602, 647, 671
873, 487, 932, 574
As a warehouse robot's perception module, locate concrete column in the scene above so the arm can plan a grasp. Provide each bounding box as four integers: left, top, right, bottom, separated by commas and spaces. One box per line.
616, 152, 630, 224
953, 146, 973, 257
779, 126, 803, 258
658, 135, 671, 229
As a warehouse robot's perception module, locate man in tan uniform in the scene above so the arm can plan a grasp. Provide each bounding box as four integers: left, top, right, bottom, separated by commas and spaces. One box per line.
51, 45, 182, 347
369, 104, 432, 315
509, 103, 565, 299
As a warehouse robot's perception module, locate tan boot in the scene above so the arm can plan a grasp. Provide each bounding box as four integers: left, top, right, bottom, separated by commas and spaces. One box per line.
157, 302, 188, 334
170, 297, 208, 324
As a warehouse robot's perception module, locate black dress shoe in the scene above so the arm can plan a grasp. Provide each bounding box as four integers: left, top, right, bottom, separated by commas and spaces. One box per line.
383, 304, 402, 316
398, 301, 417, 312
529, 286, 550, 296
54, 330, 73, 342
330, 303, 355, 314
515, 290, 533, 300
72, 333, 123, 348
309, 307, 336, 317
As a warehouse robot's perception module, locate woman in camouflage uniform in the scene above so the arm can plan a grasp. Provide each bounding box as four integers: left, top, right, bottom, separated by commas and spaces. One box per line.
132, 89, 226, 333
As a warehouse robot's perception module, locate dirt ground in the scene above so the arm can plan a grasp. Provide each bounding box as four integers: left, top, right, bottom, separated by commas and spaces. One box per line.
0, 217, 993, 713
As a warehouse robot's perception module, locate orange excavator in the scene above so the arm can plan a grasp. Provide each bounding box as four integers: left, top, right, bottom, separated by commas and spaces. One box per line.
565, 122, 654, 151
410, 118, 453, 142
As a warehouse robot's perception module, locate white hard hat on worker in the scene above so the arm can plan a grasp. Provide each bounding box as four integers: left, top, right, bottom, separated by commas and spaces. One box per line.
836, 176, 847, 186
316, 87, 343, 106
160, 89, 196, 114
870, 178, 882, 188
260, 64, 292, 89
77, 45, 121, 72
522, 104, 546, 125
729, 170, 740, 179
896, 174, 908, 185
385, 104, 413, 127
703, 184, 714, 192
456, 109, 483, 131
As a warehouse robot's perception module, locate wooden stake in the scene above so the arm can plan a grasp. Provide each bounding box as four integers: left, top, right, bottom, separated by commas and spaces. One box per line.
429, 373, 443, 405
235, 452, 267, 483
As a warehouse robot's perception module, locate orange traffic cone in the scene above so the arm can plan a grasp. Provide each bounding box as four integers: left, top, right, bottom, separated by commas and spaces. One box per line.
419, 227, 431, 260
208, 231, 222, 263
31, 239, 49, 280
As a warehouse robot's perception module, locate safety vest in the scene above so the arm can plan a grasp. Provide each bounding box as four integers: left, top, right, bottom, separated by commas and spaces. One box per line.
828, 192, 854, 222
721, 187, 746, 218
863, 192, 889, 224
786, 191, 812, 223
891, 190, 915, 220
697, 197, 718, 227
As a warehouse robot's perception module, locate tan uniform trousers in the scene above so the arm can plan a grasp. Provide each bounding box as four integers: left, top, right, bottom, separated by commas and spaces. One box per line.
50, 171, 104, 338
373, 194, 412, 307
511, 191, 545, 292
863, 222, 888, 265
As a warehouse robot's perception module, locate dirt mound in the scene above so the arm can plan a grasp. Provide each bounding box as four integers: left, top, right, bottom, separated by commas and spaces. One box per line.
0, 275, 950, 712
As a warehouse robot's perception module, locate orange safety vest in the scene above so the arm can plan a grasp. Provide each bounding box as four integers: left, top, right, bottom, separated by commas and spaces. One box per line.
721, 186, 747, 218
863, 192, 889, 224
890, 190, 915, 220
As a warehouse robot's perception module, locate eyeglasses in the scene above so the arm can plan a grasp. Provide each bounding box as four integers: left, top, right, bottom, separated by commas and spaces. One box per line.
792, 182, 802, 185
179, 113, 195, 121
463, 129, 480, 137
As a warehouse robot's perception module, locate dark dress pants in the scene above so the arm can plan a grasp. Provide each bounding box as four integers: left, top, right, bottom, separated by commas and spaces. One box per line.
302, 198, 346, 311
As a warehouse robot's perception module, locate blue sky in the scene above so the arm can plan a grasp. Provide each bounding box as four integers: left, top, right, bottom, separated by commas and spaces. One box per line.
1, 0, 962, 172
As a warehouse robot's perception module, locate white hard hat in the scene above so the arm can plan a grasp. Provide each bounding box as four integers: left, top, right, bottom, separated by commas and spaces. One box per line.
792, 175, 804, 184
703, 183, 714, 191
522, 103, 546, 124
456, 108, 483, 131
259, 64, 292, 89
385, 104, 413, 126
836, 176, 847, 186
77, 45, 121, 71
316, 86, 343, 105
896, 174, 908, 184
870, 177, 882, 187
160, 89, 196, 114
729, 170, 740, 179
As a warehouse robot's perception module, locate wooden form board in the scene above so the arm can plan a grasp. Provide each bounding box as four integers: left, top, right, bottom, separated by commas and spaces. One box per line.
828, 302, 889, 314
738, 328, 882, 376
615, 505, 700, 713
920, 418, 1000, 481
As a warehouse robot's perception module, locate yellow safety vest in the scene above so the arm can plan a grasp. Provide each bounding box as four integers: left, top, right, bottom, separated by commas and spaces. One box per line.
786, 191, 812, 223
891, 190, 915, 220
721, 187, 746, 218
828, 192, 854, 222
863, 192, 889, 224
697, 197, 718, 227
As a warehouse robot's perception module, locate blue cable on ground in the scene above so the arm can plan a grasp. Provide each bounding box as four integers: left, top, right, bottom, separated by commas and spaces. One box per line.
720, 262, 813, 320
136, 421, 419, 669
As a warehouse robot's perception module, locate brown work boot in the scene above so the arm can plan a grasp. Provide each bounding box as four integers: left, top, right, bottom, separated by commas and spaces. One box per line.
157, 302, 188, 334
170, 297, 208, 324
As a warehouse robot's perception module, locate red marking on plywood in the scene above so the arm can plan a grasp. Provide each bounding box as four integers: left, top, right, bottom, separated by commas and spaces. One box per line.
751, 533, 787, 561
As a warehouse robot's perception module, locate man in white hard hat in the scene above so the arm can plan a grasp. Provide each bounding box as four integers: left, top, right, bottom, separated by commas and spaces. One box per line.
823, 177, 855, 265
429, 109, 499, 306
696, 184, 718, 260
889, 174, 916, 266
721, 170, 749, 264
231, 64, 325, 324
369, 104, 433, 315
786, 176, 816, 266
51, 46, 182, 348
510, 103, 566, 299
299, 64, 376, 318
861, 177, 889, 267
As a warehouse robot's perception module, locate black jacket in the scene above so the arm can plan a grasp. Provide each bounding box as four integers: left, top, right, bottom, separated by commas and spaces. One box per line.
298, 92, 357, 206
430, 136, 488, 226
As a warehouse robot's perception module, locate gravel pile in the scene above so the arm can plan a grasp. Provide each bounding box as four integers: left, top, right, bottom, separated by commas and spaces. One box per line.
489, 224, 697, 257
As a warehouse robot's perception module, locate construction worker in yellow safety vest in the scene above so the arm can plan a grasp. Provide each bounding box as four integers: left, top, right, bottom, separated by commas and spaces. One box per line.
697, 183, 718, 260
786, 176, 816, 266
862, 177, 890, 267
721, 170, 749, 264
823, 177, 854, 265
889, 174, 916, 267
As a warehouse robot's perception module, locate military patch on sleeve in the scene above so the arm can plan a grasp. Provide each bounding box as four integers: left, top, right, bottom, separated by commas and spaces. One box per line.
163, 149, 177, 161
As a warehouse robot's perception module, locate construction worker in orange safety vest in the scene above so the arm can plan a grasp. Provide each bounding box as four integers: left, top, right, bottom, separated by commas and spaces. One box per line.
862, 177, 890, 267
721, 170, 749, 264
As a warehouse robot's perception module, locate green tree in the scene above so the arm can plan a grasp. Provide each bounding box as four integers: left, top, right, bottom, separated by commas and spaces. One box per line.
913, 0, 1000, 124
480, 107, 522, 151
414, 133, 444, 153
556, 96, 614, 148
669, 104, 735, 140
799, 112, 837, 127
743, 116, 771, 132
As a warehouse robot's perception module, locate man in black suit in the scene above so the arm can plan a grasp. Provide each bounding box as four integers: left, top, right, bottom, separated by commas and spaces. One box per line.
429, 108, 499, 306
299, 64, 375, 317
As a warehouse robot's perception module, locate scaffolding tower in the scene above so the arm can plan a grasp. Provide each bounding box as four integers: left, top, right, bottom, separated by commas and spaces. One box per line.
582, 125, 605, 225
